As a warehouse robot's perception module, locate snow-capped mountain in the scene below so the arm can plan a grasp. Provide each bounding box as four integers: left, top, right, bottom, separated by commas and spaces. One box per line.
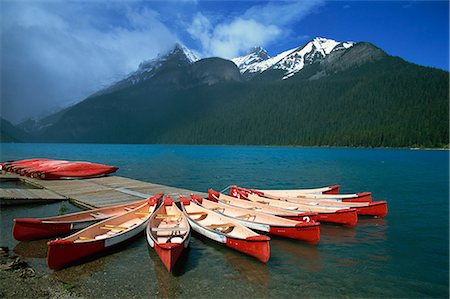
231, 46, 270, 74
91, 43, 200, 96
125, 43, 199, 85
232, 37, 354, 79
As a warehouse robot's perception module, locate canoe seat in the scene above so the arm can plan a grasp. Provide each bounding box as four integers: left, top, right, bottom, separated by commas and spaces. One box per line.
153, 227, 188, 238
124, 207, 134, 211
152, 227, 189, 232
236, 214, 256, 220
286, 207, 299, 210
187, 211, 208, 221
187, 212, 207, 216
257, 201, 269, 205
248, 207, 262, 211
207, 223, 235, 234
100, 225, 127, 231
74, 236, 95, 243
156, 214, 180, 219
211, 207, 225, 212
90, 212, 108, 219
156, 214, 182, 223
135, 212, 150, 215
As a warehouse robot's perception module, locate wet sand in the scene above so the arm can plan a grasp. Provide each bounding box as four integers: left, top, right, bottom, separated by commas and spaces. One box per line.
0, 247, 80, 298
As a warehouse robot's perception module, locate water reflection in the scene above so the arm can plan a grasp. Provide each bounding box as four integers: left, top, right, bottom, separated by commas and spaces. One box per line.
222, 244, 271, 292
272, 238, 323, 272
146, 244, 182, 298
187, 232, 272, 297
13, 240, 48, 258
321, 217, 387, 245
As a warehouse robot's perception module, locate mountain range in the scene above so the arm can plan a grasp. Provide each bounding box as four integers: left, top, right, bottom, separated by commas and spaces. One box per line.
2, 37, 448, 148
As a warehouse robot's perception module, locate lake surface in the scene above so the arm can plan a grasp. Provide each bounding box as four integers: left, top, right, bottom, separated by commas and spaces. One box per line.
1, 143, 448, 298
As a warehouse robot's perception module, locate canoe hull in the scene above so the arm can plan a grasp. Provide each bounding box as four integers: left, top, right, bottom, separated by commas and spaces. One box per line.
2, 158, 118, 180
13, 200, 148, 241
47, 214, 150, 270
316, 209, 358, 226
323, 185, 339, 194
226, 235, 270, 263
41, 167, 118, 180
153, 242, 187, 272
47, 239, 105, 270
268, 223, 320, 244
13, 219, 73, 241
182, 199, 271, 263
355, 201, 388, 217
341, 192, 372, 202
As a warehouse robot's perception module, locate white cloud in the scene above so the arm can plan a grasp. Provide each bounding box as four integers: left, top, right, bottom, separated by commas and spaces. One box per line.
188, 0, 324, 59
212, 18, 281, 58
1, 2, 179, 124
244, 0, 324, 26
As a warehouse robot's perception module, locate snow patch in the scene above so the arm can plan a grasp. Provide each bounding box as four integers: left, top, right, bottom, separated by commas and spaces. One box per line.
232, 37, 354, 79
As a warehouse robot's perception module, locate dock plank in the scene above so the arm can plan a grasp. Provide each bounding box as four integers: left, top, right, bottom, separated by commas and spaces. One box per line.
1, 172, 206, 209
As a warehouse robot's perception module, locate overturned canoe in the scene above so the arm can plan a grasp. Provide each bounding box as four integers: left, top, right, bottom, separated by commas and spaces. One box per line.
208, 189, 318, 222
47, 194, 162, 270
1, 158, 51, 173
13, 199, 148, 241
1, 158, 118, 180
180, 197, 270, 263
232, 186, 372, 202
239, 192, 358, 226
190, 194, 320, 243
146, 196, 191, 272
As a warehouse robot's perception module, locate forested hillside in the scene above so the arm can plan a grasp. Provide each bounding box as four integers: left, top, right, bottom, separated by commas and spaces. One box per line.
12, 41, 449, 148
152, 57, 449, 147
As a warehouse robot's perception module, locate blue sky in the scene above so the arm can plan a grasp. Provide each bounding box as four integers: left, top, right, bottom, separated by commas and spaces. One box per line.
1, 0, 448, 124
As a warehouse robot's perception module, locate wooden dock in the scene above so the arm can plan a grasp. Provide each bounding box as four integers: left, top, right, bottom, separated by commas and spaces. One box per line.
0, 172, 207, 209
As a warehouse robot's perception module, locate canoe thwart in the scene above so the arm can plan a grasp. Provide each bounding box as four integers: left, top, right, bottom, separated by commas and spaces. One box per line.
90, 212, 108, 219
207, 223, 235, 230
151, 227, 189, 232
156, 214, 180, 219
187, 212, 207, 216
100, 225, 128, 231
235, 214, 256, 220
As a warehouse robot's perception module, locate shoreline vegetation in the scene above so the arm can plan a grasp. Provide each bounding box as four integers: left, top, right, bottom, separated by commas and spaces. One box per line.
0, 141, 448, 151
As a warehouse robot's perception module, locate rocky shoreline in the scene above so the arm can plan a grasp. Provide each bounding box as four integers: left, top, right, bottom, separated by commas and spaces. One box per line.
0, 247, 80, 298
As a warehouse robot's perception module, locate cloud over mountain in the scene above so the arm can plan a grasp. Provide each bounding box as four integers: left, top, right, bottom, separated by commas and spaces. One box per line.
187, 0, 324, 58
1, 2, 179, 123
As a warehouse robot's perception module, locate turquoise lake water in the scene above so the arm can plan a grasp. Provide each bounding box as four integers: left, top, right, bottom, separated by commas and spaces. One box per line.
1, 143, 448, 298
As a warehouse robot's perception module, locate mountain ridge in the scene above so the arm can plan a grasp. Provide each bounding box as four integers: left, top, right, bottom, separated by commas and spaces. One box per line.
7, 37, 449, 148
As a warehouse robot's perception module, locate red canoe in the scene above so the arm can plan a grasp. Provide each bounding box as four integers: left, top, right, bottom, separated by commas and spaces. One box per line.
180, 197, 270, 263
1, 158, 51, 173
231, 186, 372, 202
146, 196, 191, 272
1, 158, 118, 180
13, 199, 148, 241
229, 189, 358, 226
230, 184, 340, 196
190, 194, 320, 243
47, 194, 162, 270
276, 196, 388, 218
18, 160, 71, 176
232, 187, 387, 218
208, 189, 318, 222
